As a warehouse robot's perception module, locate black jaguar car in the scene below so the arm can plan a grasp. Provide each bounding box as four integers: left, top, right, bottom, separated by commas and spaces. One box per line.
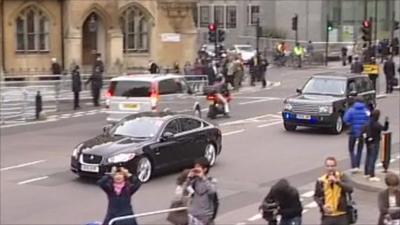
70, 112, 222, 182
282, 73, 376, 134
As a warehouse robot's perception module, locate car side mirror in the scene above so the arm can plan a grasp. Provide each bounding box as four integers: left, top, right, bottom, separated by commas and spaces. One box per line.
348, 90, 358, 97
103, 124, 112, 134
296, 88, 302, 94
161, 132, 174, 141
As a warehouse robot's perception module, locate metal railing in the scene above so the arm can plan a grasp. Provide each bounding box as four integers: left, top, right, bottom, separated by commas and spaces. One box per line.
108, 207, 187, 225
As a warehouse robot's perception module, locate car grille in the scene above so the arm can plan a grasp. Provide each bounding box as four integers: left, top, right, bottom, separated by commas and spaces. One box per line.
82, 154, 102, 164
292, 103, 319, 114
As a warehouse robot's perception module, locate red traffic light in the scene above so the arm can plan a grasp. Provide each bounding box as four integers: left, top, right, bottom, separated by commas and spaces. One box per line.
362, 20, 371, 28
208, 23, 217, 32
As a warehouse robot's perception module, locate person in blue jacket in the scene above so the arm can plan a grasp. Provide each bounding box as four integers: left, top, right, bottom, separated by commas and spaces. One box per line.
98, 167, 141, 225
344, 97, 370, 173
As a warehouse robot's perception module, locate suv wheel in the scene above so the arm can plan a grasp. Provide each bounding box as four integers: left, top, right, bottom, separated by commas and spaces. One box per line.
331, 114, 343, 134
284, 122, 297, 131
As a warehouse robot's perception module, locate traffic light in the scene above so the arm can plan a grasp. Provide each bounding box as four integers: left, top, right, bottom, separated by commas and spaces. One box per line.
361, 19, 372, 42
217, 29, 225, 42
327, 20, 333, 32
208, 23, 217, 43
291, 15, 298, 31
394, 20, 399, 31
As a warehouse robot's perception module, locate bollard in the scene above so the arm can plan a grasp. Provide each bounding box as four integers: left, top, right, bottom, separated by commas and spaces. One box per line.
35, 91, 42, 120
380, 131, 392, 172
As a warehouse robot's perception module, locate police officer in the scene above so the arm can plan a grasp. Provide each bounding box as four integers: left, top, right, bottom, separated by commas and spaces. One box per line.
71, 65, 81, 110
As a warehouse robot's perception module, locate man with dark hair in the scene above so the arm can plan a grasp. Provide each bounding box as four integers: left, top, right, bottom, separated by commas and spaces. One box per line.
350, 56, 363, 74
314, 157, 354, 225
383, 57, 396, 93
187, 158, 219, 225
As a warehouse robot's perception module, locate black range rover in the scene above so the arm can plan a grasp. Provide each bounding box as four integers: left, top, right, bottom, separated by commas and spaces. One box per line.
282, 73, 376, 134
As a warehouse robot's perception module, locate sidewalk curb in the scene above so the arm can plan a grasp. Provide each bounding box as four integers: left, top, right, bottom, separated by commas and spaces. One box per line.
348, 173, 386, 192
376, 94, 387, 99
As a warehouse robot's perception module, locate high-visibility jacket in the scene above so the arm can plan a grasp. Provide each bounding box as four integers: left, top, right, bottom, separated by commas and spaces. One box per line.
294, 46, 304, 56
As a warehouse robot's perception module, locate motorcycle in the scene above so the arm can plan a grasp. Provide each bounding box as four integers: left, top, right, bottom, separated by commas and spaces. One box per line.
206, 92, 231, 119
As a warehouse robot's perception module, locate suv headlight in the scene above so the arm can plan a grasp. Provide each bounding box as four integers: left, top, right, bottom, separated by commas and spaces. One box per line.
107, 153, 136, 164
72, 144, 83, 159
284, 103, 293, 111
319, 106, 333, 114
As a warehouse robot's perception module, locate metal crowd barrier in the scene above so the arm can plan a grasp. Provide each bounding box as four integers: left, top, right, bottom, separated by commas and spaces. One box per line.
108, 207, 187, 225
183, 75, 208, 94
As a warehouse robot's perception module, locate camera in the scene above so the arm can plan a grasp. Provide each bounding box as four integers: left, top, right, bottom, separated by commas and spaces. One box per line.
261, 200, 279, 223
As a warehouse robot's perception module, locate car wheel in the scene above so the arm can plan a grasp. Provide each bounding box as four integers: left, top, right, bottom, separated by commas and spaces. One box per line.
331, 114, 344, 134
136, 156, 152, 183
284, 122, 297, 131
204, 143, 217, 167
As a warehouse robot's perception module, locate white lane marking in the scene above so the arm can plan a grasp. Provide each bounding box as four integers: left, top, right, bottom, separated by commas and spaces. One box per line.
219, 114, 276, 126
222, 129, 245, 136
247, 213, 262, 222
234, 96, 281, 99
304, 201, 318, 208
239, 98, 281, 105
72, 114, 83, 117
18, 176, 48, 185
301, 190, 315, 198
236, 222, 247, 225
0, 160, 46, 172
257, 121, 282, 128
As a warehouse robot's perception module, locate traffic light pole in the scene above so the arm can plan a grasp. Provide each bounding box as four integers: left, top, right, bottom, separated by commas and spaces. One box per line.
325, 15, 329, 66
256, 18, 260, 57
391, 11, 395, 57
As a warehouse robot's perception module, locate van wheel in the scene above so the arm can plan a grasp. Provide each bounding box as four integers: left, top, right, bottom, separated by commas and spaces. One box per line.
284, 122, 296, 131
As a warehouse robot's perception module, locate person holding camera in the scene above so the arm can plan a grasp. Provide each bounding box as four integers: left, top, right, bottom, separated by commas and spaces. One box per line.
314, 157, 354, 225
364, 109, 389, 182
260, 179, 303, 225
187, 158, 219, 225
97, 166, 141, 225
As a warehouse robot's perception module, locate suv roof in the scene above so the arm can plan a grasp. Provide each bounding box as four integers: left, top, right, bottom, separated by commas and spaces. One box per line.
312, 72, 366, 80
111, 74, 184, 82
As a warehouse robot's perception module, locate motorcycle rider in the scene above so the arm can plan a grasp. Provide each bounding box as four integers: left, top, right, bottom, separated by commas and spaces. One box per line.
210, 74, 230, 117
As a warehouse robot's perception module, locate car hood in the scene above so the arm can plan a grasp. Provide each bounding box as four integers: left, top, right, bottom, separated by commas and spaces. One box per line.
287, 94, 345, 104
80, 134, 150, 157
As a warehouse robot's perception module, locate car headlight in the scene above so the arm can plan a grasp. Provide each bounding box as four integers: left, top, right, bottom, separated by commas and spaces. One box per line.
107, 153, 136, 164
284, 103, 293, 111
319, 106, 333, 114
72, 144, 83, 159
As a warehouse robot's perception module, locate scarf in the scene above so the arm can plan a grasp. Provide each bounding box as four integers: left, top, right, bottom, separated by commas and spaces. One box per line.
320, 172, 346, 216
113, 182, 126, 195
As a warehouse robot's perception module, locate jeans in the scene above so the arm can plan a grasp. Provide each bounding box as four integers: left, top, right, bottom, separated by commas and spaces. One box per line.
280, 217, 302, 225
349, 136, 364, 168
365, 141, 380, 177
321, 215, 349, 225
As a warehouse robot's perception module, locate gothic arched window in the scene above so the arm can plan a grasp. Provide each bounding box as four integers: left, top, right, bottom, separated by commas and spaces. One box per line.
120, 6, 150, 53
16, 6, 50, 52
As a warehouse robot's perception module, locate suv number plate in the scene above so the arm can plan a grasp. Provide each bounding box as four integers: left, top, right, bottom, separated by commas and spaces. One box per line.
296, 114, 311, 120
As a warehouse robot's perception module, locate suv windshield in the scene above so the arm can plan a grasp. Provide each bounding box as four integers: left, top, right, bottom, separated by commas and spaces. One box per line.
111, 117, 163, 138
109, 81, 151, 97
302, 78, 346, 95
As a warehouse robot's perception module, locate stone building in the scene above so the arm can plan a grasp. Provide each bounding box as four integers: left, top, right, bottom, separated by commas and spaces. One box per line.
0, 0, 198, 77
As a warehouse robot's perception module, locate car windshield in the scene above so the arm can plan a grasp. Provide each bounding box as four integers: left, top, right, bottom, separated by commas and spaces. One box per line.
237, 46, 254, 52
302, 78, 346, 95
110, 117, 164, 138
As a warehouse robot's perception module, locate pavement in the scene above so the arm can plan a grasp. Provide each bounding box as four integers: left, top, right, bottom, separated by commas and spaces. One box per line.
1, 62, 399, 225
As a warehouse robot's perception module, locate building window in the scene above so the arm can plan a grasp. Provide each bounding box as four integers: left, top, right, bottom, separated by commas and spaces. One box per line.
214, 5, 225, 28
120, 6, 150, 53
199, 6, 211, 27
226, 6, 237, 28
15, 6, 50, 52
247, 5, 260, 25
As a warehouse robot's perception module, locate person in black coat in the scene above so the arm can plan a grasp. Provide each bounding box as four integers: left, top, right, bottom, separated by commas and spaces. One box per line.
98, 167, 141, 225
364, 109, 389, 181
260, 179, 303, 225
86, 56, 104, 106
71, 65, 81, 110
383, 57, 396, 93
149, 60, 159, 74
51, 58, 62, 80
350, 56, 364, 74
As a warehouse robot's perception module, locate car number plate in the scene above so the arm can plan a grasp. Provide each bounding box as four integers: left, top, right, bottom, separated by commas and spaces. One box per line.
123, 103, 139, 110
81, 164, 99, 173
296, 114, 311, 120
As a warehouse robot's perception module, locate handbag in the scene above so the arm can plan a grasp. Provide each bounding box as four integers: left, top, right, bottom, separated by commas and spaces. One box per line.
166, 197, 189, 225
346, 193, 358, 224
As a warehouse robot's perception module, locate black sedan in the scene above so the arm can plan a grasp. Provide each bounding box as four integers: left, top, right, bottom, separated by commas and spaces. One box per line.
70, 112, 222, 182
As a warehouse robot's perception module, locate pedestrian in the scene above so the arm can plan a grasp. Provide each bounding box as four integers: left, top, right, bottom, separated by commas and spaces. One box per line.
381, 39, 390, 63
173, 62, 180, 74
86, 56, 104, 107
51, 57, 62, 80
364, 110, 389, 181
233, 55, 243, 91
378, 173, 400, 225
167, 169, 191, 225
248, 56, 257, 86
187, 158, 219, 225
350, 56, 363, 74
392, 37, 399, 56
71, 65, 81, 110
314, 156, 354, 225
149, 60, 159, 74
306, 40, 314, 60
226, 56, 235, 89
97, 166, 141, 225
368, 57, 379, 90
384, 57, 396, 93
184, 61, 193, 75
293, 43, 304, 68
341, 46, 348, 66
344, 96, 370, 173
259, 55, 269, 88
206, 60, 217, 86
260, 179, 303, 225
